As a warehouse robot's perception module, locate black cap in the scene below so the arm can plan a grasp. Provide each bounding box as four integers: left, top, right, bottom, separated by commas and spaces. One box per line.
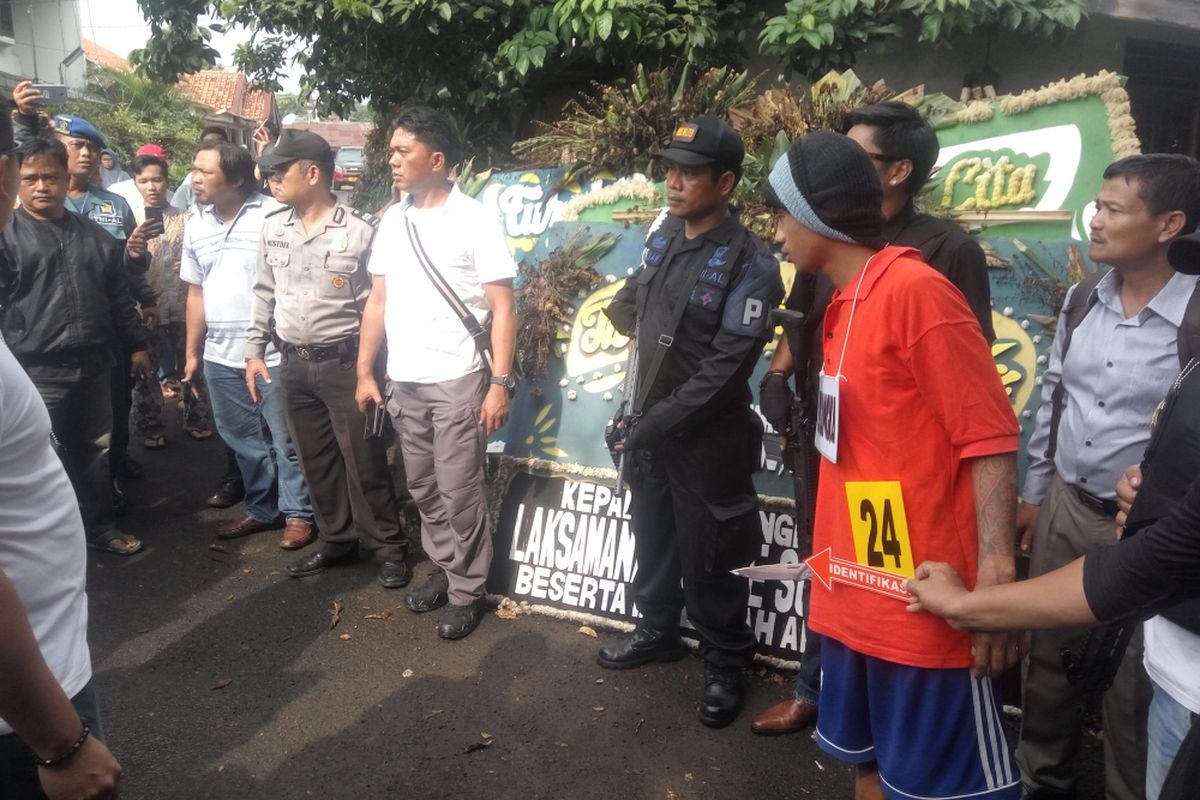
654, 116, 744, 170
256, 129, 334, 168
1168, 231, 1200, 275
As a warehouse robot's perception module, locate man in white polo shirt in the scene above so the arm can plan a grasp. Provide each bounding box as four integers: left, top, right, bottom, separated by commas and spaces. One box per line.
181, 141, 314, 545
356, 106, 517, 641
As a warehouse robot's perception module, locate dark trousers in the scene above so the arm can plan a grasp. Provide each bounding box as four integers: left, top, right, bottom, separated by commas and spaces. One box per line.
281, 354, 405, 561
0, 681, 103, 800
35, 371, 115, 539
108, 358, 131, 474
629, 415, 761, 670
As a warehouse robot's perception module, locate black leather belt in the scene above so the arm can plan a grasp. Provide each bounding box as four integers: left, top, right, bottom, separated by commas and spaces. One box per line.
282, 339, 357, 363
1069, 484, 1119, 518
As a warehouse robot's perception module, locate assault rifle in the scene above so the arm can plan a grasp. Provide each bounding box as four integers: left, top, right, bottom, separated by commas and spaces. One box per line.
606, 333, 640, 497
771, 298, 817, 541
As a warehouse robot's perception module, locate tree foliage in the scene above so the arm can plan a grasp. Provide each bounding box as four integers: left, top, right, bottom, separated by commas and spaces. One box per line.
132, 0, 762, 162
760, 0, 1087, 78
132, 1, 1086, 164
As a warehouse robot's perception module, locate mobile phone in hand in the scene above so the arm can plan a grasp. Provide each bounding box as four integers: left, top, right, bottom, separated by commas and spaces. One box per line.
143, 206, 164, 238
31, 83, 68, 105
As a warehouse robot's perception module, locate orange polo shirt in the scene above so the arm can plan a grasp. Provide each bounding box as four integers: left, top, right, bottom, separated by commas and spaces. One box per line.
807, 246, 1018, 669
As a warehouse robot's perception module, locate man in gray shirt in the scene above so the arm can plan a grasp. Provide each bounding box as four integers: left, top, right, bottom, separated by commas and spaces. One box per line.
1017, 154, 1200, 800
246, 129, 408, 586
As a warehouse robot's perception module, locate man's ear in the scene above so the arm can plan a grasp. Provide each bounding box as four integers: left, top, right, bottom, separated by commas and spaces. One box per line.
430, 150, 446, 174
889, 159, 913, 189
1159, 210, 1188, 243
717, 169, 738, 199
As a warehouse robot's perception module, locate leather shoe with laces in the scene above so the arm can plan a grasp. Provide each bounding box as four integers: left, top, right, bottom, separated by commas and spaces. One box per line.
286, 548, 358, 578
750, 697, 818, 735
437, 602, 481, 640
700, 664, 744, 728
377, 560, 411, 589
596, 626, 688, 670
405, 570, 449, 612
206, 477, 245, 509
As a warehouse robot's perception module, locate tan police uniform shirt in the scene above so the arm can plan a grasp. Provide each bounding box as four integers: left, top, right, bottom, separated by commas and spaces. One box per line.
246, 203, 379, 360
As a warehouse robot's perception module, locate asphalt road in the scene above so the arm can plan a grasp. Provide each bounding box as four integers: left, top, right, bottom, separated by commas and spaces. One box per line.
86, 406, 1105, 800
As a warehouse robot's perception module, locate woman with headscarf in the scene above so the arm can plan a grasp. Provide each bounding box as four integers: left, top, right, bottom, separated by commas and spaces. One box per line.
98, 149, 129, 188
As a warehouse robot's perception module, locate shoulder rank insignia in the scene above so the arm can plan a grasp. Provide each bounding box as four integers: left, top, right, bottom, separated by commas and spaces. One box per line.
349, 207, 380, 228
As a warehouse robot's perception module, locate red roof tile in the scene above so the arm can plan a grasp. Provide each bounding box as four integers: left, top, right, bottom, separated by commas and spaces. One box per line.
82, 39, 132, 73
179, 70, 276, 125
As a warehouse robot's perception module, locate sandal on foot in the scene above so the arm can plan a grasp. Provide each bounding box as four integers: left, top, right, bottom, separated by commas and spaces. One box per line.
143, 435, 166, 449
89, 531, 143, 556
186, 428, 213, 441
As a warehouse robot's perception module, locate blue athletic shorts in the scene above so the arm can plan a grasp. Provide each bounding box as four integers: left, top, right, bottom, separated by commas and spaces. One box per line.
815, 636, 1020, 800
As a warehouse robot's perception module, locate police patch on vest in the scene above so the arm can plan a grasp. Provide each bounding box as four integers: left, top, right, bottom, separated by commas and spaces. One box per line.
690, 284, 725, 309
698, 266, 730, 287
650, 234, 670, 250
707, 246, 729, 267
643, 248, 664, 266
721, 253, 784, 338
331, 275, 347, 289
92, 214, 122, 227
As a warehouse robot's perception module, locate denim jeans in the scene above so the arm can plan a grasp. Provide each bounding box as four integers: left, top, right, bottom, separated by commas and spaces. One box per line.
204, 360, 311, 523
1146, 678, 1197, 800
792, 579, 821, 705
0, 680, 104, 800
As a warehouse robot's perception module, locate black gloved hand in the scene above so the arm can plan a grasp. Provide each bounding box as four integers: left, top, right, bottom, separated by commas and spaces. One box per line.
624, 412, 663, 452
758, 371, 793, 433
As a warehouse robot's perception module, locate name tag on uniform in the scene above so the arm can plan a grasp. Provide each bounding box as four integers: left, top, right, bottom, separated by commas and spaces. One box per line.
814, 372, 840, 463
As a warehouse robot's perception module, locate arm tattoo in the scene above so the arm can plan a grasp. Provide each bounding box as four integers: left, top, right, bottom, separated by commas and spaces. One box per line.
973, 453, 1018, 562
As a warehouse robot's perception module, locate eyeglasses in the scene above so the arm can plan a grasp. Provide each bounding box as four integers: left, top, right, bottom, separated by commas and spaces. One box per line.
864, 151, 902, 164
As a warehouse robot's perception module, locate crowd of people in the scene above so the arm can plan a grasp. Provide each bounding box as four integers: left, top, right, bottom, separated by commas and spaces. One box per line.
0, 75, 1198, 800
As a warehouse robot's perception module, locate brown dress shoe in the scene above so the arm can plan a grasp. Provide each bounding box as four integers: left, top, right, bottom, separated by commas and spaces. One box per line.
750, 698, 818, 735
279, 518, 316, 550
216, 514, 282, 539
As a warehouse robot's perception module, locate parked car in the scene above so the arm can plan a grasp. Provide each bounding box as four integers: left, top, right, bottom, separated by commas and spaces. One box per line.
333, 146, 364, 190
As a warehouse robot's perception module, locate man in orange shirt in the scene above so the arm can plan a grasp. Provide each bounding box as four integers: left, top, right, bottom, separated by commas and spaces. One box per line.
765, 131, 1021, 800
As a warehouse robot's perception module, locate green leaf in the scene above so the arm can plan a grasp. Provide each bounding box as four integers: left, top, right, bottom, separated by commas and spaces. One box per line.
438, 2, 452, 21
596, 10, 613, 39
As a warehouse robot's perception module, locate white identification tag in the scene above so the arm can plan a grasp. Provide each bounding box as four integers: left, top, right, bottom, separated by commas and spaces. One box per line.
814, 371, 840, 463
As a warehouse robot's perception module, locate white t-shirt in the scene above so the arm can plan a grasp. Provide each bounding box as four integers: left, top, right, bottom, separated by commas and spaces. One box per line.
368, 184, 516, 384
180, 194, 282, 368
1144, 615, 1200, 714
0, 339, 92, 735
108, 178, 145, 218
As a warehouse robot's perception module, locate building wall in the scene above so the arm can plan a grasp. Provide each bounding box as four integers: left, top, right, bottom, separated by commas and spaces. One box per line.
0, 0, 86, 90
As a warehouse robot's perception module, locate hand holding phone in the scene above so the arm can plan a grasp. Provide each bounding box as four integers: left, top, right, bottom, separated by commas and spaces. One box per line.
363, 401, 386, 439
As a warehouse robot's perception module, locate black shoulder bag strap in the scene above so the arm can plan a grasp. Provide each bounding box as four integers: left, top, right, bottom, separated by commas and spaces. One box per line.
1045, 271, 1105, 461
402, 212, 495, 373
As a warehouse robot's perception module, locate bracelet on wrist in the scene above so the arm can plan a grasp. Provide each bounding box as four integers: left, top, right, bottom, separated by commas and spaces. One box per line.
33, 724, 90, 768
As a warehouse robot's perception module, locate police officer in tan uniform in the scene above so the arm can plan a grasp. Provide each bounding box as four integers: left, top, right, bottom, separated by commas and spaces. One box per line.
246, 130, 409, 587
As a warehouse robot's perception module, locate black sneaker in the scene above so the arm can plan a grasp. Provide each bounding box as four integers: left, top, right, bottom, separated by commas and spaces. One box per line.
405, 570, 449, 613
437, 602, 481, 640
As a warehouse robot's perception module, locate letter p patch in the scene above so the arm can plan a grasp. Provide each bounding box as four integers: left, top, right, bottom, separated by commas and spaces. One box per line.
742, 298, 764, 327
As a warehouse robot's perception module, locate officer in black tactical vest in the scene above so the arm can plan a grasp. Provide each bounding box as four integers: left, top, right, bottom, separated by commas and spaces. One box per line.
599, 117, 784, 728
245, 130, 409, 587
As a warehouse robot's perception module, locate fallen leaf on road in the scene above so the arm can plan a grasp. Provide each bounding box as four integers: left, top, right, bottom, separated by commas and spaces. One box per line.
211, 678, 233, 690
595, 677, 604, 684
339, 633, 351, 641
364, 610, 394, 620
424, 709, 443, 719
241, 567, 254, 575
578, 625, 597, 638
330, 600, 343, 630
592, 706, 605, 712
402, 668, 414, 678
481, 731, 493, 740
463, 739, 494, 754
495, 605, 519, 620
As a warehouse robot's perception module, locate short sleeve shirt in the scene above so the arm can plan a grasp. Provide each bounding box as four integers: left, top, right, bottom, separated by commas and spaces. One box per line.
367, 185, 516, 384
807, 246, 1019, 669
181, 194, 283, 367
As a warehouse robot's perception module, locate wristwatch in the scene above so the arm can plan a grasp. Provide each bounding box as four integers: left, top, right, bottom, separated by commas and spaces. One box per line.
489, 373, 517, 394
